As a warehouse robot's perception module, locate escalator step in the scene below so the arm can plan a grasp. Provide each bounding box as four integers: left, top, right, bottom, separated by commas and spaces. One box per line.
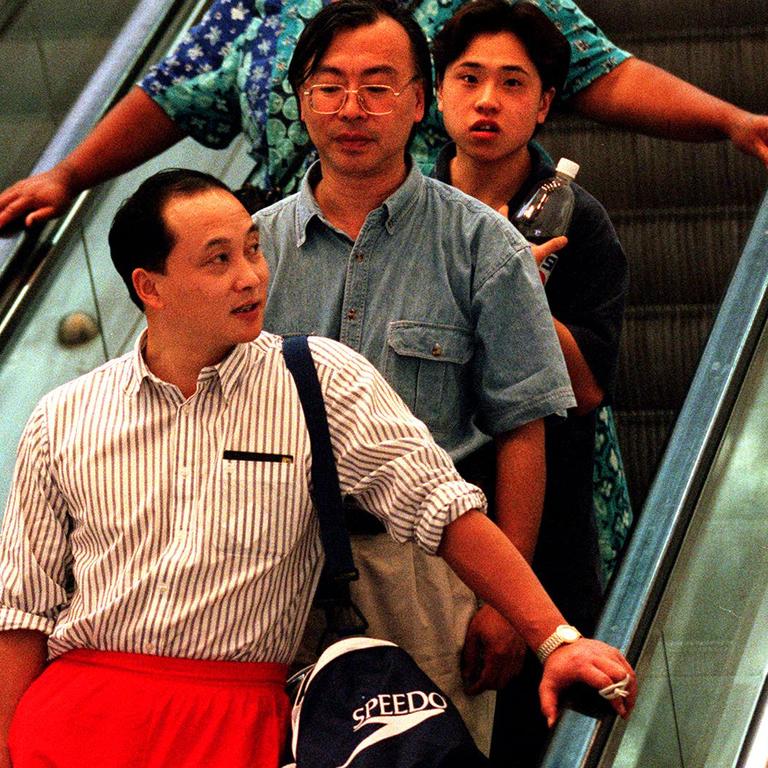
541, 125, 765, 211
616, 304, 717, 411
0, 114, 56, 190
614, 207, 753, 306
0, 35, 114, 117
575, 0, 766, 36
612, 408, 678, 507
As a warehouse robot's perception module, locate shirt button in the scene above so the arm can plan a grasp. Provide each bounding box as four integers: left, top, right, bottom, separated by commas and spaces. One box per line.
146, 642, 156, 653
179, 467, 191, 478
431, 343, 443, 357
347, 308, 357, 320
355, 253, 364, 262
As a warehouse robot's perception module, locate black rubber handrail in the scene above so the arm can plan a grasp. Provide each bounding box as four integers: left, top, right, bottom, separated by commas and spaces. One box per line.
541, 187, 768, 767
0, 0, 203, 348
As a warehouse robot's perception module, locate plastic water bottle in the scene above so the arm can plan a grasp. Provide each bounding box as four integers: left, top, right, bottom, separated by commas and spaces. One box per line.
512, 157, 579, 283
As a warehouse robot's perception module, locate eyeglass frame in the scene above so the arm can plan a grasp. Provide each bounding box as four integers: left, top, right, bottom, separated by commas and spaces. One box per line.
302, 77, 421, 115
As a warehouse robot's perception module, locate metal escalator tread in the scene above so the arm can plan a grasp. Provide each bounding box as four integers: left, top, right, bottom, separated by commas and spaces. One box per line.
575, 0, 766, 35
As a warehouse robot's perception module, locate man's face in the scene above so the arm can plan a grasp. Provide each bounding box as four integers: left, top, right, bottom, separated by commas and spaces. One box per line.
138, 189, 269, 365
437, 31, 554, 165
298, 16, 425, 181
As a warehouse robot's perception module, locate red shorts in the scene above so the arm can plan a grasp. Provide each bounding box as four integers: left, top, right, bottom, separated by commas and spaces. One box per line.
8, 649, 290, 768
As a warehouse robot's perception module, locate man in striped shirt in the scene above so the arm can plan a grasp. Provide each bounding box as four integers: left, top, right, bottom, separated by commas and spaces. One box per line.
0, 169, 634, 767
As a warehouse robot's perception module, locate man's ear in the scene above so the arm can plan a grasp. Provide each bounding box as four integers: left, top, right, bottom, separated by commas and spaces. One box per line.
538, 87, 556, 125
436, 80, 444, 113
132, 268, 163, 310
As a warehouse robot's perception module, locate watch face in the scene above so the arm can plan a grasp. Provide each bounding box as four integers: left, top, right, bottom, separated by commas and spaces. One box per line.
560, 625, 581, 642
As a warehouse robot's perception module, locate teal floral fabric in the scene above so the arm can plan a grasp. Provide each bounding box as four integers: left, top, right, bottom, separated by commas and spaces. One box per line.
593, 405, 633, 582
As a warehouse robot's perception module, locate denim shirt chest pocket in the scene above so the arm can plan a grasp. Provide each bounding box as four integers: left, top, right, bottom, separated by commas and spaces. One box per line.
385, 321, 474, 440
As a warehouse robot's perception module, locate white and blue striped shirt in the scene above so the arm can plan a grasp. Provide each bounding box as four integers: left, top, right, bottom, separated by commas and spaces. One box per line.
0, 332, 484, 663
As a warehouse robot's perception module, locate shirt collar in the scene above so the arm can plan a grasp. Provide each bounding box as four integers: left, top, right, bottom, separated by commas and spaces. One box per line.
507, 142, 555, 215
295, 157, 425, 243
295, 161, 325, 246
123, 328, 151, 397
214, 333, 274, 401
431, 141, 454, 185
123, 329, 271, 403
430, 140, 555, 214
380, 159, 423, 234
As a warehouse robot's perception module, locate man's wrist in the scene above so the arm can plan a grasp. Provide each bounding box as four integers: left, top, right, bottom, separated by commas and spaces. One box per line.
55, 159, 83, 195
536, 624, 582, 663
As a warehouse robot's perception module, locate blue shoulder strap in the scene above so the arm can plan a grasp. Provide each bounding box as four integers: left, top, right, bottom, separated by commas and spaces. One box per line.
282, 335, 367, 637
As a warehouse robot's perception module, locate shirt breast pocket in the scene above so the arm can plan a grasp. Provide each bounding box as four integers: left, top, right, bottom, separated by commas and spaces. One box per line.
385, 321, 473, 439
217, 455, 302, 559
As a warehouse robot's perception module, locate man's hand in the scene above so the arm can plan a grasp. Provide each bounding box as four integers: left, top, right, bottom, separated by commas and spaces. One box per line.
727, 111, 768, 168
0, 629, 47, 768
0, 165, 77, 233
538, 638, 637, 727
530, 236, 567, 267
460, 604, 526, 694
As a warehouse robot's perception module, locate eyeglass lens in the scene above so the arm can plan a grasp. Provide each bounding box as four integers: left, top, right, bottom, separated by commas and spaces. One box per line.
310, 85, 397, 115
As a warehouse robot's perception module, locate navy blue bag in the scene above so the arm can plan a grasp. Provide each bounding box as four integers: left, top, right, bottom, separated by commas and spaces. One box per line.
284, 638, 489, 768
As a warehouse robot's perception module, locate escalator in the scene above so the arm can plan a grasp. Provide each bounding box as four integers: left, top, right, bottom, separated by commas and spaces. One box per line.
0, 0, 142, 192
543, 194, 768, 767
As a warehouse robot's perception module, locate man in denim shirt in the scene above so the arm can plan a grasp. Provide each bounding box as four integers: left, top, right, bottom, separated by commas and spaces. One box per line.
256, 0, 574, 751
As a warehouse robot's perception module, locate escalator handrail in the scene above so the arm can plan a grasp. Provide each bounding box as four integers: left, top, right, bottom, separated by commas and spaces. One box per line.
0, 0, 198, 319
541, 187, 768, 767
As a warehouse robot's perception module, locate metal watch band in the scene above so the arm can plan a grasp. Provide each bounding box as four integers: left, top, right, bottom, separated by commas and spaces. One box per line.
536, 625, 581, 663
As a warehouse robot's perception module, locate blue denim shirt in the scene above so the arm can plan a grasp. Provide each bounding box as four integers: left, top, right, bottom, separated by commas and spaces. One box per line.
257, 162, 574, 461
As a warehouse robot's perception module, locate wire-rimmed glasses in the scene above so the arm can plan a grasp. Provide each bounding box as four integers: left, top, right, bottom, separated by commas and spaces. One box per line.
303, 78, 418, 115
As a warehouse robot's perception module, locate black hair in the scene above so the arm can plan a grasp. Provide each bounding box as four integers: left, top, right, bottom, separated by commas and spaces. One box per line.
108, 168, 232, 310
432, 0, 570, 94
288, 0, 433, 117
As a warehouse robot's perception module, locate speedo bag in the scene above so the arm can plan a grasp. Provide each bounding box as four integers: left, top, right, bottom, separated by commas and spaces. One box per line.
283, 637, 489, 768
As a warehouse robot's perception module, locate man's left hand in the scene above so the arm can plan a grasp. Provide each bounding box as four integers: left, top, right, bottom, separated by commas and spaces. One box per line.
538, 638, 637, 727
460, 604, 526, 694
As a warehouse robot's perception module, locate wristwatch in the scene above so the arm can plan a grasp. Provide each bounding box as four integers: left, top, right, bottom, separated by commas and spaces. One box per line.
536, 624, 582, 663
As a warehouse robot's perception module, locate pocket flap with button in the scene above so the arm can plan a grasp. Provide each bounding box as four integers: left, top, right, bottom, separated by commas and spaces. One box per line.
387, 322, 473, 364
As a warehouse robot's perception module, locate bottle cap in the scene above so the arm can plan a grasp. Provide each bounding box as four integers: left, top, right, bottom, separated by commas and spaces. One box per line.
555, 157, 580, 180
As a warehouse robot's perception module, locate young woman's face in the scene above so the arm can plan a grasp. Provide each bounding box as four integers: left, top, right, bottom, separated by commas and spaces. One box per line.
437, 31, 554, 165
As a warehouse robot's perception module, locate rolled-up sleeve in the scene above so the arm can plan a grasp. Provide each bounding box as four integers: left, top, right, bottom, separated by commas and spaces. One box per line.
540, 0, 632, 100
311, 339, 486, 554
0, 404, 71, 635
